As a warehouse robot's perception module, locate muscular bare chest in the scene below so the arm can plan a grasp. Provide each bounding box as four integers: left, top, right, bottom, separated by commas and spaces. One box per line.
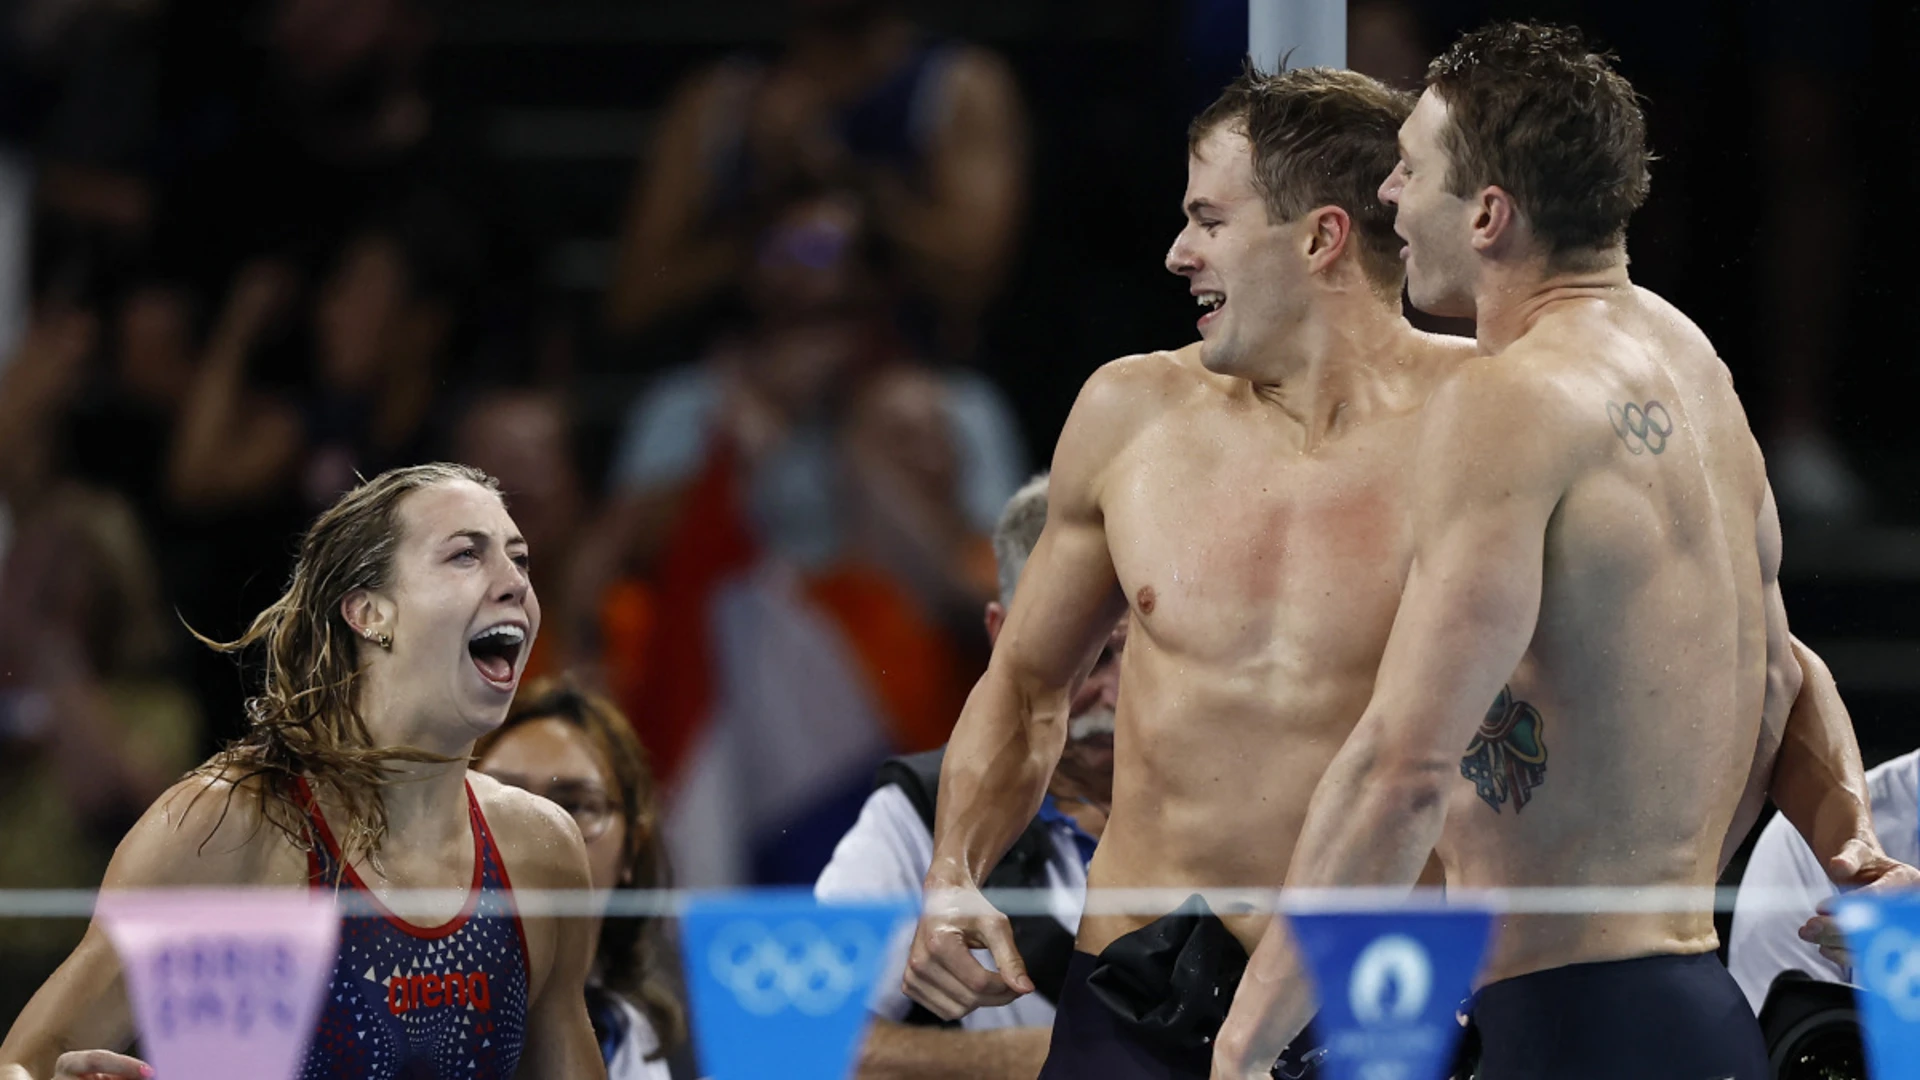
1103, 413, 1421, 670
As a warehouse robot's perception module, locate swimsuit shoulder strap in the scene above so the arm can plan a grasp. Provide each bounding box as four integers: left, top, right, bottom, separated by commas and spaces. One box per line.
291, 775, 349, 888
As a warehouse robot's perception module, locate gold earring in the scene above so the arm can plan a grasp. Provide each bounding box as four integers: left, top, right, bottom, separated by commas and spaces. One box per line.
362, 628, 392, 650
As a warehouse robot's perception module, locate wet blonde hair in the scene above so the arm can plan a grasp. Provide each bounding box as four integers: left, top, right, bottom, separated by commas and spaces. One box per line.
195, 462, 502, 868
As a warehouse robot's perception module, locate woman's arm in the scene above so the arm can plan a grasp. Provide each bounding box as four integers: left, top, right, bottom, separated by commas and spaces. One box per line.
0, 773, 283, 1079
0, 926, 142, 1080
518, 897, 605, 1080
482, 785, 607, 1080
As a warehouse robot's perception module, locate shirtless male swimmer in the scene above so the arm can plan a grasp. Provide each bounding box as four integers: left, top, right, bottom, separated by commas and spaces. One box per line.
901, 66, 1473, 1080
1213, 24, 1920, 1080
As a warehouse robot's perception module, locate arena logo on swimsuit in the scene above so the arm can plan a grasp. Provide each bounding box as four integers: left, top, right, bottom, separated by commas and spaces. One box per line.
386, 971, 491, 1015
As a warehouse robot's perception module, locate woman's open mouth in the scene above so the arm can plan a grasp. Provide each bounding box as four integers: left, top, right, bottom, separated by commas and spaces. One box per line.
468, 623, 527, 690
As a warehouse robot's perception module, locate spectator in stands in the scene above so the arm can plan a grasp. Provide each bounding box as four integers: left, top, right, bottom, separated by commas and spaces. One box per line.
816, 362, 1005, 753
568, 186, 1023, 663
568, 188, 1025, 886
604, 0, 1026, 359
0, 483, 203, 1021
1729, 648, 1920, 1013
816, 474, 1121, 1079
0, 277, 249, 751
0, 300, 99, 517
839, 362, 1000, 622
0, 281, 200, 534
166, 204, 470, 517
475, 675, 697, 1080
60, 281, 198, 527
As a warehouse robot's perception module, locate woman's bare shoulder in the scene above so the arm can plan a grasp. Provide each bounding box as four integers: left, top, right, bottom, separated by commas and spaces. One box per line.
105, 766, 309, 888
467, 771, 592, 891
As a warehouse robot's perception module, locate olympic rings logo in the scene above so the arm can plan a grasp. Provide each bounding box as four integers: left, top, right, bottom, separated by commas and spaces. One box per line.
706, 918, 884, 1017
1862, 928, 1920, 1023
1608, 400, 1673, 456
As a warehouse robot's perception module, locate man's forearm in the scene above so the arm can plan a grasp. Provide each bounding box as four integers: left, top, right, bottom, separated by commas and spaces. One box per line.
927, 669, 1068, 887
1770, 638, 1880, 865
856, 1020, 1050, 1080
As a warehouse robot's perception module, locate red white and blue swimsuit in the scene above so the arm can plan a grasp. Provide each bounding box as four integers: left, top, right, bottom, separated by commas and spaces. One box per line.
294, 776, 533, 1080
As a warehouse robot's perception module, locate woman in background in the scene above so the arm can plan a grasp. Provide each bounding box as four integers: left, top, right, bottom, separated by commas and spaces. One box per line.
476, 676, 696, 1080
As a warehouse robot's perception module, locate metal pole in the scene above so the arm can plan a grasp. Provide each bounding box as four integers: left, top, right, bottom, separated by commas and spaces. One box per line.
1249, 0, 1346, 73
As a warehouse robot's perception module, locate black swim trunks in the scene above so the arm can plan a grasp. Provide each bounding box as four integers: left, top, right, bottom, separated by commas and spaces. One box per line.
1036, 895, 1325, 1079
1464, 952, 1769, 1080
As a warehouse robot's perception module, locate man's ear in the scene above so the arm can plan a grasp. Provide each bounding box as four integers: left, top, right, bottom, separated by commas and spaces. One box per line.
984, 601, 1006, 645
1305, 205, 1353, 275
1470, 185, 1519, 253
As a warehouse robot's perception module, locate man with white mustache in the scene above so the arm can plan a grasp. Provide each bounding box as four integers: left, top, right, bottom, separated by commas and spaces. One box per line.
816, 474, 1121, 1079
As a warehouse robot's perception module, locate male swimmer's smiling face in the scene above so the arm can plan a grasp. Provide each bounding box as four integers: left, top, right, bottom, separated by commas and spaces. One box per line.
1167, 126, 1303, 379
1379, 89, 1479, 319
373, 480, 541, 737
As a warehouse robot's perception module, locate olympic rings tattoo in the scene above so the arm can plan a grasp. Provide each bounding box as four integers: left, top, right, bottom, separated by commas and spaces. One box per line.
1607, 400, 1673, 456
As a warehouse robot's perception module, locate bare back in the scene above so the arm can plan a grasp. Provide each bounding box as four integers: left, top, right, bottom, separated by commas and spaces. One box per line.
1435, 287, 1770, 982
1080, 338, 1465, 957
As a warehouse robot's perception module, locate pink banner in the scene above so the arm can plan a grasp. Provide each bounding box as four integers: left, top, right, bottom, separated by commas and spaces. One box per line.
96, 890, 340, 1080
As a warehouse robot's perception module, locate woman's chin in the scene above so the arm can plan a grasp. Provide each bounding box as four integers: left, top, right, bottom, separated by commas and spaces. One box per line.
452, 698, 514, 741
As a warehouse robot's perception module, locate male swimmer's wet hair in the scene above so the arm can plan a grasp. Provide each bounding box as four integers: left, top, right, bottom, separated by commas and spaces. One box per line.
1425, 22, 1652, 269
477, 676, 688, 1060
1189, 64, 1414, 299
993, 473, 1050, 608
193, 462, 501, 870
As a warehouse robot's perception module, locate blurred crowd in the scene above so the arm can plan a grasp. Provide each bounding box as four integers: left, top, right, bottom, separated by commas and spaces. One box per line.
0, 0, 1904, 1019
0, 0, 1041, 1012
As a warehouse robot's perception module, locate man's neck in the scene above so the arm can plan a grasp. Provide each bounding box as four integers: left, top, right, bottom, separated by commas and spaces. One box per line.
1250, 290, 1419, 450
1473, 250, 1632, 354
